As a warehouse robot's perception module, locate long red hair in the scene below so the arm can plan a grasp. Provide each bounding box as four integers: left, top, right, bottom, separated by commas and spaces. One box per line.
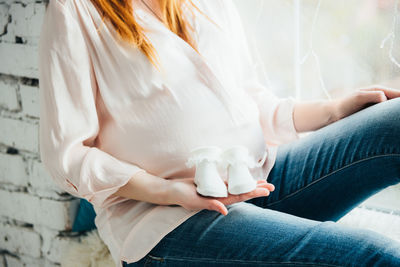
90, 0, 216, 70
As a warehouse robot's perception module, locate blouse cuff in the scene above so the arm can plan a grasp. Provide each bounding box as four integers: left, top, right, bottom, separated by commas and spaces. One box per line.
78, 151, 148, 209
275, 97, 301, 143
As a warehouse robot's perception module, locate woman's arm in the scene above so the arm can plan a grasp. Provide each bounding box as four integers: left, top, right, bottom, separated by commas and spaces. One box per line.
112, 172, 274, 216
38, 0, 148, 209
111, 171, 175, 205
293, 86, 400, 133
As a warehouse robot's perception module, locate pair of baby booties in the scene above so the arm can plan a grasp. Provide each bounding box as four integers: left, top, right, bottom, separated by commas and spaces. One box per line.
185, 145, 264, 197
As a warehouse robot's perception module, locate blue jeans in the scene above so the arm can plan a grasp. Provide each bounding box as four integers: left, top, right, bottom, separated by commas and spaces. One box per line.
122, 98, 400, 266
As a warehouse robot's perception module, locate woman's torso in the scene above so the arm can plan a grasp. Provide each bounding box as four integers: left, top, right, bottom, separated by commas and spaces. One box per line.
51, 0, 278, 265
71, 0, 269, 180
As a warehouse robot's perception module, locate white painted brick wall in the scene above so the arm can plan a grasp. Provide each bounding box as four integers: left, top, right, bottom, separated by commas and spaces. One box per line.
0, 43, 38, 78
0, 153, 28, 186
5, 254, 59, 267
33, 224, 81, 263
5, 2, 45, 46
0, 77, 20, 111
0, 190, 79, 230
20, 84, 39, 118
0, 2, 86, 264
0, 3, 9, 38
27, 158, 68, 199
0, 223, 41, 258
0, 117, 38, 153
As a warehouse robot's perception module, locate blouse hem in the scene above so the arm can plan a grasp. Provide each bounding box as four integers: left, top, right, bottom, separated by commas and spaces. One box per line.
119, 206, 202, 264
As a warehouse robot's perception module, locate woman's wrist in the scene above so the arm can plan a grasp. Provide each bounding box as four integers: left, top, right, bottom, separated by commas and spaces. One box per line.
164, 179, 183, 206
112, 171, 178, 206
325, 99, 341, 125
147, 176, 177, 206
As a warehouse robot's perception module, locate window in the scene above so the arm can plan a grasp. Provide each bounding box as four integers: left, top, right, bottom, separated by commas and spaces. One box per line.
234, 0, 400, 100
235, 0, 400, 229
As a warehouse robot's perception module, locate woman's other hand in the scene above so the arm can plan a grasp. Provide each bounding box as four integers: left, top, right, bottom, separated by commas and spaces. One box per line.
331, 85, 400, 122
167, 178, 274, 216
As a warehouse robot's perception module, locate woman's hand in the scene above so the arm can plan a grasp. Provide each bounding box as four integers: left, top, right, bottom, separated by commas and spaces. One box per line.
293, 85, 400, 132
331, 86, 400, 122
167, 178, 274, 216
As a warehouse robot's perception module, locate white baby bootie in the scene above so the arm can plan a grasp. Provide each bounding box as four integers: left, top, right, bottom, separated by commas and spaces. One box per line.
185, 146, 228, 197
221, 145, 257, 195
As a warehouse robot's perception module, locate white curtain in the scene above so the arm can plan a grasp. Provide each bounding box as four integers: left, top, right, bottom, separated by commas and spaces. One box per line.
234, 0, 400, 100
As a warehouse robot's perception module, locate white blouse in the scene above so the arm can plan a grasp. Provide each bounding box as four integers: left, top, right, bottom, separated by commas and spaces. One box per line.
38, 0, 300, 266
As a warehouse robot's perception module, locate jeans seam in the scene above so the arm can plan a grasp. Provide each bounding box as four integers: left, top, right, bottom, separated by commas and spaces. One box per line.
147, 254, 165, 262
265, 153, 400, 208
157, 256, 345, 266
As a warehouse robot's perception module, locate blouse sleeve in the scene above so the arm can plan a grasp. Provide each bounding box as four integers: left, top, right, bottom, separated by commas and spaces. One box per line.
223, 0, 300, 145
38, 0, 146, 209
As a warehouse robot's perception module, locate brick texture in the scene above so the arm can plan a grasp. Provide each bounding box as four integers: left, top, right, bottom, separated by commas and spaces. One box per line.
0, 1, 87, 264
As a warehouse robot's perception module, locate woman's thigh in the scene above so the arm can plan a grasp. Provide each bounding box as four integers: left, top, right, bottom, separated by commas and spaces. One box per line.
123, 201, 400, 266
246, 97, 400, 222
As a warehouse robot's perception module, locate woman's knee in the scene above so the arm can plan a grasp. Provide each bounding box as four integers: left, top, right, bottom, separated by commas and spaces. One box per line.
318, 221, 400, 266
320, 97, 400, 151
360, 97, 400, 133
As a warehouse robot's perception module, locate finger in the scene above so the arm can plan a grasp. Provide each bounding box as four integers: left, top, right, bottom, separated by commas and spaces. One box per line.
360, 86, 400, 98
360, 86, 400, 99
221, 179, 272, 195
266, 183, 275, 192
382, 88, 400, 99
256, 180, 270, 187
207, 199, 228, 216
225, 179, 268, 185
240, 188, 270, 201
373, 91, 388, 102
256, 181, 268, 187
222, 179, 273, 195
241, 188, 270, 202
256, 181, 275, 192
253, 187, 270, 197
256, 183, 271, 190
359, 90, 387, 104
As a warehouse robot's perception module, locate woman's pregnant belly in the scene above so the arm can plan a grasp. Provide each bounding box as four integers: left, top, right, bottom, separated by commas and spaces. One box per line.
97, 83, 267, 179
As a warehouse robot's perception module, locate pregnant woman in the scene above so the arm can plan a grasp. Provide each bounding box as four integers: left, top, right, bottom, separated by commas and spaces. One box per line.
38, 0, 400, 266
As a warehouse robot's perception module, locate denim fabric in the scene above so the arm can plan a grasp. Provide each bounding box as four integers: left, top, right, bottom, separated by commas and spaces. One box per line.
122, 97, 400, 267
72, 198, 97, 232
